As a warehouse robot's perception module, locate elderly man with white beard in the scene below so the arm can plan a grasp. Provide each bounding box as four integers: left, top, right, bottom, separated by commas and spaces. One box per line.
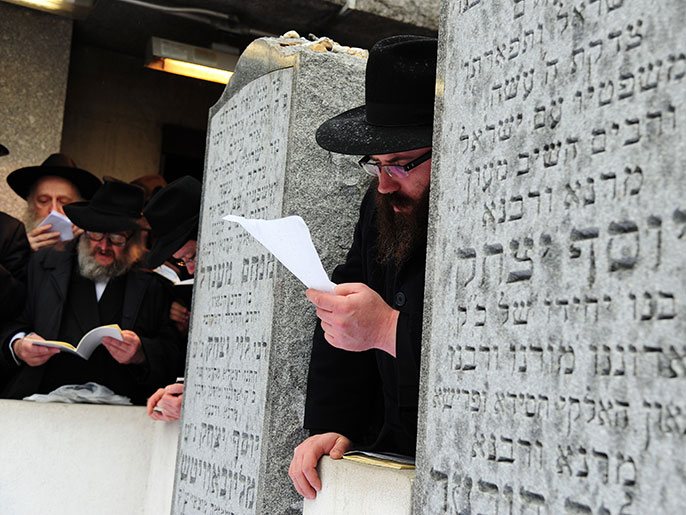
6, 153, 101, 252
0, 180, 184, 404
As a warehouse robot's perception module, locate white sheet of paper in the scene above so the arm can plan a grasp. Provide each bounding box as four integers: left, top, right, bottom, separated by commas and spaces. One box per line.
223, 214, 335, 294
37, 210, 73, 241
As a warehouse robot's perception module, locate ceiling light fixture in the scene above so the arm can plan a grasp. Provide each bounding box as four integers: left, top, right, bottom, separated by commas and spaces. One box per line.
3, 0, 95, 18
145, 37, 239, 84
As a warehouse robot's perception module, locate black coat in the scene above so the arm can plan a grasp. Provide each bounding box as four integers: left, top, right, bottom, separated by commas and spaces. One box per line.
0, 239, 184, 405
304, 187, 425, 456
0, 212, 30, 328
0, 212, 30, 389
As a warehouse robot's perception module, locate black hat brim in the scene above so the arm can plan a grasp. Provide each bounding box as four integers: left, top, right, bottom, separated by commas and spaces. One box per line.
315, 106, 434, 156
64, 202, 142, 233
7, 166, 102, 200
0, 144, 8, 157
146, 215, 199, 269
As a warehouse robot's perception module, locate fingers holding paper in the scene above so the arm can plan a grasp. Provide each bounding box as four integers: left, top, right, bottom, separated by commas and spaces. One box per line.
306, 283, 399, 357
12, 333, 60, 366
27, 224, 60, 251
102, 330, 145, 365
71, 224, 84, 239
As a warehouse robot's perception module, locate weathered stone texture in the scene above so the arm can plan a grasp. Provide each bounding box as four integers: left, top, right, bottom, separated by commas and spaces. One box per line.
0, 3, 71, 218
417, 0, 686, 513
171, 37, 368, 515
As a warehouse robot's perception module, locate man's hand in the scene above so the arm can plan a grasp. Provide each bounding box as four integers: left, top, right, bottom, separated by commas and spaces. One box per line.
102, 330, 145, 365
71, 224, 84, 239
169, 301, 190, 333
27, 224, 60, 251
306, 283, 399, 357
288, 433, 351, 499
147, 383, 184, 421
12, 334, 60, 366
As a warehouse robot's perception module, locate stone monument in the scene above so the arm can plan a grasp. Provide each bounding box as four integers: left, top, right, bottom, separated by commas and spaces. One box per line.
417, 0, 685, 513
171, 36, 368, 514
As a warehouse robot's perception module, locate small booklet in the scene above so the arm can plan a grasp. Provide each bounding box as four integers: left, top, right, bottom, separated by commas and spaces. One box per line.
153, 264, 194, 286
342, 450, 416, 469
37, 210, 74, 241
26, 324, 123, 360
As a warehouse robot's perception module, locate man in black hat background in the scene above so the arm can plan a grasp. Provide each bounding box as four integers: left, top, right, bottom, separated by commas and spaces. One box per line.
142, 175, 201, 421
289, 35, 437, 499
0, 180, 184, 404
6, 153, 101, 252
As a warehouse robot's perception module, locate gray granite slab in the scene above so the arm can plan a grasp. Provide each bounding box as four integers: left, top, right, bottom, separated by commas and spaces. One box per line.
416, 0, 686, 513
171, 37, 368, 515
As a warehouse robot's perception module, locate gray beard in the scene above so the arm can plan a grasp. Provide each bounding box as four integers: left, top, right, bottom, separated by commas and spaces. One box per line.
76, 235, 141, 281
23, 204, 41, 232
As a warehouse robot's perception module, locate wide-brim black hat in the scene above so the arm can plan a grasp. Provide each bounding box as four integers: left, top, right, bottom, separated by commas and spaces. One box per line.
144, 176, 201, 269
7, 153, 102, 200
316, 35, 438, 155
0, 144, 8, 157
64, 180, 145, 233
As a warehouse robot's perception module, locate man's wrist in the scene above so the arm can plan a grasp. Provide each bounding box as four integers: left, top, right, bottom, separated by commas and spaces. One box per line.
8, 332, 27, 365
378, 309, 399, 357
129, 346, 146, 365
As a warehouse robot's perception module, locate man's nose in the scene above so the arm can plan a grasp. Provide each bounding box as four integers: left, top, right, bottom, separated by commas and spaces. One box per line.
376, 170, 400, 194
96, 238, 112, 250
52, 198, 64, 215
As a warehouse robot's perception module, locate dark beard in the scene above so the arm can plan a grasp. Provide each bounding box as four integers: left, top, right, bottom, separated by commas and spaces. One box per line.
374, 179, 430, 267
77, 234, 143, 281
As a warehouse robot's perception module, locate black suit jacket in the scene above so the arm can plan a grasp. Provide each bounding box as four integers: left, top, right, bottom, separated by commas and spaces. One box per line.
0, 212, 30, 390
0, 212, 30, 328
0, 239, 184, 404
304, 187, 426, 456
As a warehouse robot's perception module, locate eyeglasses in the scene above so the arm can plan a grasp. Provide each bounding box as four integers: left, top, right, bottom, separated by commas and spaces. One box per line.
85, 231, 132, 247
173, 252, 196, 269
358, 150, 432, 179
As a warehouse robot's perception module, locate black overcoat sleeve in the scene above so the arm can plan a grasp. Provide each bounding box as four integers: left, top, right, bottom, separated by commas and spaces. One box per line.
303, 189, 384, 445
0, 213, 30, 327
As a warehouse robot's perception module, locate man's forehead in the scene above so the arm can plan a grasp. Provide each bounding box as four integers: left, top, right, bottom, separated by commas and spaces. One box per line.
33, 175, 80, 195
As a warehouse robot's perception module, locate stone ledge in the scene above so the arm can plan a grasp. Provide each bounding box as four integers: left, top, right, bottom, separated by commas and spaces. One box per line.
0, 400, 179, 515
304, 456, 415, 515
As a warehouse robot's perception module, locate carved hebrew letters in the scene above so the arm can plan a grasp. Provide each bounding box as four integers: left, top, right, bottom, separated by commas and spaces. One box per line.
173, 70, 292, 514
421, 0, 685, 513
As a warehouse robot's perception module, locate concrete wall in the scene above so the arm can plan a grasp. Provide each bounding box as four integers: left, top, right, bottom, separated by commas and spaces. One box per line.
60, 45, 224, 184
0, 3, 72, 220
0, 400, 179, 515
303, 457, 414, 515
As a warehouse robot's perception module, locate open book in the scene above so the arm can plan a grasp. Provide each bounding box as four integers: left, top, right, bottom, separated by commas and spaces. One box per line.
153, 264, 194, 286
26, 324, 123, 360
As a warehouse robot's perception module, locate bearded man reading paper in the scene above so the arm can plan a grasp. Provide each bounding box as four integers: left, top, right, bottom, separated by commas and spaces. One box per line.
289, 35, 437, 499
6, 153, 101, 251
0, 181, 184, 404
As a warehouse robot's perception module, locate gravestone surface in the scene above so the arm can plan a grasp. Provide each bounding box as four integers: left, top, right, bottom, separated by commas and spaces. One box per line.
417, 0, 685, 513
171, 37, 368, 515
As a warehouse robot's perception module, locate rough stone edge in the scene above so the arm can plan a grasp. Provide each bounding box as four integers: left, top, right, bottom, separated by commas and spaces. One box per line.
412, 0, 451, 512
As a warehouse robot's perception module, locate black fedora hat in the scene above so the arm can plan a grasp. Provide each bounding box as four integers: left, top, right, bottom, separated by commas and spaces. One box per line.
0, 144, 8, 157
7, 153, 102, 200
144, 176, 201, 269
64, 180, 145, 233
315, 35, 438, 156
